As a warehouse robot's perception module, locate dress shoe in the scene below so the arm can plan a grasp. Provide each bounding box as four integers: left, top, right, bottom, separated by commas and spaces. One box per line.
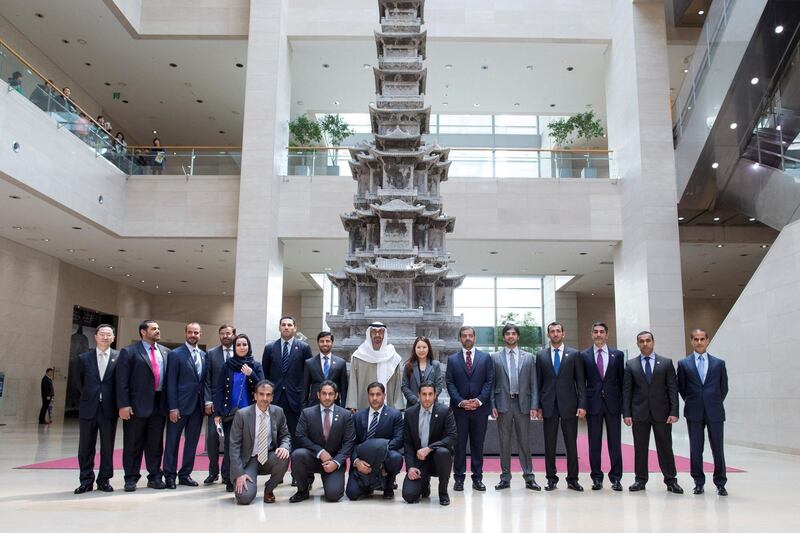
591, 481, 603, 491
289, 490, 309, 503
717, 487, 728, 496
124, 482, 137, 492
693, 485, 704, 495
453, 480, 464, 491
147, 480, 167, 490
203, 474, 218, 485
666, 482, 684, 494
545, 481, 558, 491
179, 477, 199, 487
628, 481, 646, 492
97, 481, 114, 493
525, 480, 542, 491
611, 481, 623, 492
73, 484, 93, 495
225, 482, 234, 493
165, 479, 177, 489
495, 481, 511, 490
382, 488, 394, 500
439, 492, 450, 506
263, 489, 276, 503
472, 480, 486, 491
567, 481, 584, 492
421, 484, 431, 499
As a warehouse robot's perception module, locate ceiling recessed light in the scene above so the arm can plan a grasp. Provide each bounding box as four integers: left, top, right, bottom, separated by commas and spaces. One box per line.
41, 238, 50, 242
751, 77, 759, 85
526, 65, 533, 71
480, 65, 488, 70
683, 68, 689, 73
61, 39, 69, 44
579, 252, 588, 255
155, 285, 159, 289
196, 99, 204, 103
363, 63, 371, 69
66, 248, 75, 253
591, 293, 595, 296
122, 100, 129, 104
169, 63, 178, 67
71, 226, 82, 230
152, 129, 158, 134
153, 266, 160, 270
566, 66, 574, 71
312, 250, 320, 253
107, 266, 113, 269
489, 251, 498, 255
117, 249, 126, 252
560, 269, 567, 273
323, 267, 332, 271
711, 162, 719, 169
716, 244, 724, 248
761, 244, 769, 248
513, 102, 520, 107
222, 249, 231, 253
8, 195, 21, 199
698, 10, 705, 15
322, 63, 330, 68
442, 102, 448, 106
236, 63, 244, 68
481, 268, 488, 272
167, 249, 176, 253
35, 13, 44, 18
713, 217, 721, 221
749, 217, 756, 222
140, 279, 145, 283
730, 122, 737, 129
167, 290, 172, 294
218, 130, 225, 134
740, 253, 750, 257
444, 64, 453, 69
104, 82, 111, 86
333, 100, 340, 106
12, 226, 22, 230
711, 293, 716, 297
77, 39, 87, 45
84, 62, 91, 67
473, 103, 480, 107
550, 104, 556, 108
180, 280, 188, 283
775, 25, 784, 34
88, 258, 96, 262
678, 216, 685, 221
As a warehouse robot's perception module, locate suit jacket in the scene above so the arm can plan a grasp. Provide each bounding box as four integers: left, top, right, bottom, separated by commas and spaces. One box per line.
445, 349, 494, 415
536, 345, 586, 418
677, 353, 728, 423
41, 375, 54, 401
490, 348, 538, 413
166, 344, 206, 416
351, 406, 404, 462
229, 403, 291, 481
213, 361, 265, 418
303, 353, 348, 407
623, 353, 679, 422
403, 402, 457, 470
580, 346, 625, 416
294, 403, 355, 467
78, 349, 119, 420
401, 360, 445, 405
262, 338, 313, 414
115, 341, 170, 418
204, 345, 228, 405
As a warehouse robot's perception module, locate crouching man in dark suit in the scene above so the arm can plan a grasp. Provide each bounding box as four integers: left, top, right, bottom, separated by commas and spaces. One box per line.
229, 380, 291, 505
402, 382, 457, 506
290, 380, 355, 503
346, 381, 404, 500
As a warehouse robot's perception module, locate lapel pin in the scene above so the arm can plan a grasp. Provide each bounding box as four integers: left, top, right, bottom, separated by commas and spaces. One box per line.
434, 414, 439, 418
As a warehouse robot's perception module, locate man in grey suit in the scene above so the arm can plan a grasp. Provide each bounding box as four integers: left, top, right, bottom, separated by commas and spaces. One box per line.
229, 380, 291, 505
203, 324, 236, 485
491, 324, 541, 491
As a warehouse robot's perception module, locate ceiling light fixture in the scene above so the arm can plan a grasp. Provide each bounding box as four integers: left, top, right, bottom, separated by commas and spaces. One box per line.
71, 226, 82, 230
107, 266, 113, 269
716, 244, 724, 248
749, 217, 756, 222
152, 129, 158, 134
761, 244, 769, 248
713, 217, 721, 221
566, 66, 574, 72
473, 103, 480, 107
363, 64, 371, 69
729, 122, 737, 129
751, 77, 759, 85
711, 162, 719, 169
125, 273, 132, 277
88, 258, 97, 262
445, 64, 453, 69
41, 238, 50, 242
196, 99, 204, 103
698, 10, 705, 15
333, 100, 340, 105
84, 62, 92, 67
169, 63, 178, 68
481, 65, 488, 70
66, 248, 75, 253
322, 63, 330, 68
104, 82, 111, 86
117, 249, 126, 252
236, 63, 244, 68
678, 216, 685, 221
167, 249, 176, 253
442, 102, 448, 106
550, 104, 556, 108
8, 195, 21, 199
489, 251, 498, 255
683, 68, 689, 73
35, 13, 44, 18
775, 25, 784, 34
61, 39, 69, 44
196, 266, 204, 270
12, 226, 22, 230
514, 103, 520, 107
526, 65, 533, 71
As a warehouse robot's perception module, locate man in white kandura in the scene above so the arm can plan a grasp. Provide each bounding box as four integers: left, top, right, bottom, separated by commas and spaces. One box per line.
346, 322, 404, 411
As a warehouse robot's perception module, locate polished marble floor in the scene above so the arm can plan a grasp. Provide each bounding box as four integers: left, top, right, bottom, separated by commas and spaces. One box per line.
0, 420, 795, 532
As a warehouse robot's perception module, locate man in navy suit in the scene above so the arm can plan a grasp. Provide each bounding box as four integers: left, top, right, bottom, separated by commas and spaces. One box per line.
303, 331, 348, 407
164, 322, 206, 489
202, 324, 236, 485
116, 319, 170, 492
445, 325, 494, 492
678, 328, 729, 496
346, 381, 404, 500
536, 321, 586, 491
74, 324, 119, 494
580, 321, 625, 491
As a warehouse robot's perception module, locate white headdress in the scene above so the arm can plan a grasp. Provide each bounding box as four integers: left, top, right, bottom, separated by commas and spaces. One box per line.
351, 322, 401, 386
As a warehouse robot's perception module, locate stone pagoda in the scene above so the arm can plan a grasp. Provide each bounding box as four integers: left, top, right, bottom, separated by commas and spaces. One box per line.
326, 0, 464, 362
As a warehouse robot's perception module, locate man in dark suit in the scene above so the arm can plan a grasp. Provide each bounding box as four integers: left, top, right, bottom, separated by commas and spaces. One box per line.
74, 324, 118, 494
580, 321, 625, 491
678, 328, 729, 496
289, 380, 355, 502
164, 322, 206, 489
203, 324, 236, 485
303, 331, 348, 407
536, 321, 586, 491
116, 319, 170, 492
445, 325, 494, 492
402, 382, 457, 506
39, 368, 54, 424
346, 381, 404, 500
623, 331, 683, 494
229, 380, 291, 505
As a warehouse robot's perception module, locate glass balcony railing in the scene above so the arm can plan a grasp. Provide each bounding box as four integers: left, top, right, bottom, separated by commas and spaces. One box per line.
118, 146, 242, 175
288, 147, 616, 179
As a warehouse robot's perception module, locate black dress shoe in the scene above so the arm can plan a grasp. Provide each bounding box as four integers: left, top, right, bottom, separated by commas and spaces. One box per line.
666, 482, 684, 494
495, 481, 511, 490
472, 480, 486, 491
717, 487, 728, 496
567, 481, 584, 492
124, 482, 137, 492
74, 484, 93, 495
179, 477, 199, 487
383, 488, 394, 499
629, 481, 646, 492
203, 474, 218, 485
148, 480, 167, 490
421, 484, 431, 499
225, 482, 234, 493
289, 491, 309, 503
97, 481, 114, 493
591, 481, 603, 491
545, 481, 558, 491
693, 485, 704, 495
611, 481, 623, 492
439, 492, 450, 506
164, 479, 177, 490
453, 480, 464, 491
525, 480, 542, 491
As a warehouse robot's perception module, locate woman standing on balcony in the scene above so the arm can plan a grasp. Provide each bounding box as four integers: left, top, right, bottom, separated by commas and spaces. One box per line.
150, 137, 166, 174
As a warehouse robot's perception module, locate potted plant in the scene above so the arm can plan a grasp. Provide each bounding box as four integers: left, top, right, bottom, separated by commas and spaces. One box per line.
288, 115, 322, 175
319, 114, 355, 175
546, 118, 574, 178
568, 111, 605, 178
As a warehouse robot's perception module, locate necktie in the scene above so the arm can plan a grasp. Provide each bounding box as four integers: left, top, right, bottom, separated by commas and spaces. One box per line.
419, 410, 430, 448
508, 349, 518, 394
257, 411, 270, 464
323, 356, 330, 378
193, 349, 202, 378
597, 349, 605, 380
224, 347, 231, 361
149, 345, 160, 390
367, 411, 379, 439
644, 356, 653, 384
698, 355, 706, 384
465, 350, 473, 375
281, 341, 290, 374
553, 348, 561, 375
98, 351, 108, 379
323, 408, 331, 441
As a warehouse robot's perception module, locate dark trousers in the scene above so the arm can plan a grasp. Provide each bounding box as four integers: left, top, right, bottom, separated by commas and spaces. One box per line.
543, 415, 579, 484
38, 399, 50, 424
402, 448, 453, 502
346, 449, 403, 500
290, 448, 346, 502
205, 414, 221, 477
632, 420, 676, 485
453, 409, 488, 482
687, 419, 726, 488
587, 410, 623, 483
122, 408, 166, 484
221, 418, 233, 482
163, 406, 203, 481
78, 413, 117, 484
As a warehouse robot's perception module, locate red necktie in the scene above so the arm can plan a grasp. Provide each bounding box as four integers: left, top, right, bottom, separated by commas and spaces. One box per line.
149, 345, 160, 390
466, 350, 473, 375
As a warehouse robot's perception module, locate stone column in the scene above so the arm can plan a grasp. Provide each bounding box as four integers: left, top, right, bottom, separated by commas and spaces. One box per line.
606, 0, 685, 358
233, 0, 291, 348
542, 276, 578, 344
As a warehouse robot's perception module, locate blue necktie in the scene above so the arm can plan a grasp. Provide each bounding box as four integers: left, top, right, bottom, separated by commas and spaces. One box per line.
553, 348, 561, 375
366, 411, 379, 440
323, 356, 330, 379
644, 356, 653, 384
281, 341, 289, 374
698, 355, 706, 384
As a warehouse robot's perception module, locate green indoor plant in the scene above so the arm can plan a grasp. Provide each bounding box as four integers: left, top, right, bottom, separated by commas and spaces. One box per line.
546, 118, 575, 177
568, 110, 605, 177
288, 115, 322, 175
319, 114, 354, 174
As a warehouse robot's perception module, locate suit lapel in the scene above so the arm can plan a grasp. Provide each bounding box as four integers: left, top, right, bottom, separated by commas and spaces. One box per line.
137, 343, 154, 371
631, 356, 647, 387
103, 351, 118, 382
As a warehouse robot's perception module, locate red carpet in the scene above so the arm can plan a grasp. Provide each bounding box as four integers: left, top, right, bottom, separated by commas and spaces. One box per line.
16, 435, 743, 473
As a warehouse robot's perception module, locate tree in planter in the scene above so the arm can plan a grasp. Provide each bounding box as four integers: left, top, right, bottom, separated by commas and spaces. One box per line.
568, 111, 605, 175
546, 118, 575, 177
288, 115, 322, 173
319, 114, 354, 168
